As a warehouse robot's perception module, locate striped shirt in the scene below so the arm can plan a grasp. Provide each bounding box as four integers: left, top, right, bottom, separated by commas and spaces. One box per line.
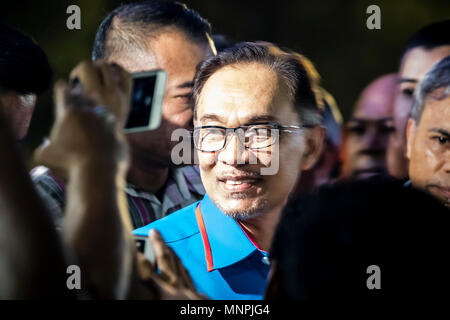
30, 165, 205, 229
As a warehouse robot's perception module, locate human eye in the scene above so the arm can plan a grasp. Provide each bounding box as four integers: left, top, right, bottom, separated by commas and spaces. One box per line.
346, 123, 365, 135
399, 84, 415, 98
431, 135, 449, 146
247, 125, 272, 139
379, 123, 395, 134
202, 127, 224, 140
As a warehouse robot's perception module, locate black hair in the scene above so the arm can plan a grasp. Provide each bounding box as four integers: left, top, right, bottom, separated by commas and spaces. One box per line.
402, 19, 450, 57
212, 34, 235, 53
92, 0, 212, 61
193, 41, 323, 125
0, 22, 52, 95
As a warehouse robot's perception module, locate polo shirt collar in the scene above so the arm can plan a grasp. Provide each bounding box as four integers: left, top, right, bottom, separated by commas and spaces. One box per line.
199, 194, 259, 271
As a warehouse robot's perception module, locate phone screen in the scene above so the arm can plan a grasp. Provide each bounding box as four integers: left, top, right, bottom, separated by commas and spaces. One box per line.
124, 70, 166, 133
134, 235, 156, 264
125, 74, 157, 129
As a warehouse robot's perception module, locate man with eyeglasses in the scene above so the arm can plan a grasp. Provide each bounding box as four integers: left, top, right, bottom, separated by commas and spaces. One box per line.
134, 42, 325, 299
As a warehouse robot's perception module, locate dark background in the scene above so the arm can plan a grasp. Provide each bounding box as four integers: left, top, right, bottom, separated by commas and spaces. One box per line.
1, 0, 449, 163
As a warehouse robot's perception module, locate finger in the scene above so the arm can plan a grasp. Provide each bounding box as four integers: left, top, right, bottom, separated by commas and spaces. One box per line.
111, 63, 132, 97
95, 60, 115, 91
158, 237, 193, 288
69, 60, 103, 101
150, 229, 178, 285
171, 245, 195, 289
136, 252, 156, 281
94, 62, 122, 119
53, 80, 70, 121
111, 63, 132, 125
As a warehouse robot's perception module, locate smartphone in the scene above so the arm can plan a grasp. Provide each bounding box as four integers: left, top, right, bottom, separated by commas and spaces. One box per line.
135, 235, 156, 264
124, 70, 167, 133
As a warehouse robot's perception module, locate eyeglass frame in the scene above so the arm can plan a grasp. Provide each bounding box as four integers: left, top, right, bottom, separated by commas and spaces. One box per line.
191, 121, 314, 152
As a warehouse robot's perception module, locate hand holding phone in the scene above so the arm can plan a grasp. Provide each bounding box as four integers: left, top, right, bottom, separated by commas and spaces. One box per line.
135, 235, 156, 265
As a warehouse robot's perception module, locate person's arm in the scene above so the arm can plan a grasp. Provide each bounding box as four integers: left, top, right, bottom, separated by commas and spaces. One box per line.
34, 61, 135, 299
0, 105, 70, 299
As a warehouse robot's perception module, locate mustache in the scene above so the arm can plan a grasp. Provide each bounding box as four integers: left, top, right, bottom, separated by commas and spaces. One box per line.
217, 170, 261, 179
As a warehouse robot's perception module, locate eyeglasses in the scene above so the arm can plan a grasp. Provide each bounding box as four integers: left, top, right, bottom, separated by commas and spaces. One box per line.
192, 122, 312, 152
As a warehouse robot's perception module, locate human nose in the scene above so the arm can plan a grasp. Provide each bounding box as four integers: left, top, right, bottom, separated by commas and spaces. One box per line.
363, 126, 385, 149
217, 130, 249, 165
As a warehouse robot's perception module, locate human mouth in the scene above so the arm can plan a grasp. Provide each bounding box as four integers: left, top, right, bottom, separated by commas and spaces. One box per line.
218, 175, 262, 192
353, 167, 386, 179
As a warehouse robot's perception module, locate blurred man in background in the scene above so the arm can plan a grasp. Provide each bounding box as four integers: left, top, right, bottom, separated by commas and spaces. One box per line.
406, 56, 450, 209
340, 73, 397, 180
0, 22, 52, 140
31, 0, 215, 229
291, 89, 342, 196
388, 20, 450, 179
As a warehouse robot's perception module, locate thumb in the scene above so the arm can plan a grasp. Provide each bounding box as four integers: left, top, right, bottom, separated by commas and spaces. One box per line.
53, 80, 70, 122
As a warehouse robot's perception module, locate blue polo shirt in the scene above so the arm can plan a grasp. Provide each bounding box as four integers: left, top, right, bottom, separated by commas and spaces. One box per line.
133, 194, 270, 300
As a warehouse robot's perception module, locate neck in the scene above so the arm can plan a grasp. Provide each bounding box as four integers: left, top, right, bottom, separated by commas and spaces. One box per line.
127, 155, 169, 195
238, 204, 285, 252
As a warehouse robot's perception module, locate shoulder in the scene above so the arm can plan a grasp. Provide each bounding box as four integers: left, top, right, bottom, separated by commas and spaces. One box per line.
133, 200, 200, 243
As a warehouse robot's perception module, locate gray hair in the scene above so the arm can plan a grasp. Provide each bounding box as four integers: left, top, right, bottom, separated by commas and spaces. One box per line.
193, 42, 324, 126
412, 55, 450, 123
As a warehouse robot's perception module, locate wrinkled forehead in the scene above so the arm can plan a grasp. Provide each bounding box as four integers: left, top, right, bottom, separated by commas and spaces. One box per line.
196, 63, 295, 125
420, 95, 450, 128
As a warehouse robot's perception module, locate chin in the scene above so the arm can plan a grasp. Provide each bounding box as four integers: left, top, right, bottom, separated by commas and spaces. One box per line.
213, 196, 268, 221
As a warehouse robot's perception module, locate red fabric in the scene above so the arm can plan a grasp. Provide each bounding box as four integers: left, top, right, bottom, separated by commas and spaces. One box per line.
195, 204, 214, 272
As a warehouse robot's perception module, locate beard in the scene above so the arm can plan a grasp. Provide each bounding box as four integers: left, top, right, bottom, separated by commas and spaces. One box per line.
213, 195, 270, 221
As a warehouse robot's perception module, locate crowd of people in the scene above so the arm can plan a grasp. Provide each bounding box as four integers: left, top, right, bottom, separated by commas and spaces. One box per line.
0, 0, 449, 300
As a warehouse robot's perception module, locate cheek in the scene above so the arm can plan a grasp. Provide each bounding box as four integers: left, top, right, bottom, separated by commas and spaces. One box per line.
394, 97, 414, 132
162, 99, 193, 119
270, 147, 303, 188
423, 148, 442, 171
410, 141, 439, 182
198, 152, 217, 170
344, 136, 360, 155
249, 148, 274, 166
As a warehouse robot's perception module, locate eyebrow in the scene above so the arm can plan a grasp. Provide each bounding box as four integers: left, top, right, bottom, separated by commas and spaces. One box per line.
176, 81, 195, 90
398, 78, 418, 84
245, 115, 279, 123
429, 128, 450, 138
199, 114, 280, 124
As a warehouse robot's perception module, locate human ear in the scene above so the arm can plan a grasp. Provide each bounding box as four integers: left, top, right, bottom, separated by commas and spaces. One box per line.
300, 125, 326, 171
